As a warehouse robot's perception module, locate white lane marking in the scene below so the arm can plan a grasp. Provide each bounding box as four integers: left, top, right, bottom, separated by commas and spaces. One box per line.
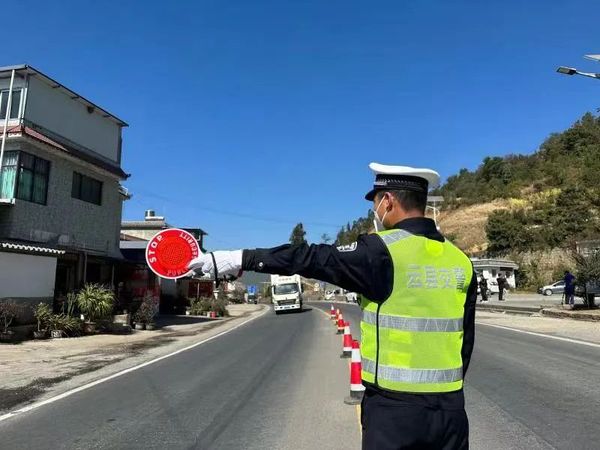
478, 322, 600, 349
0, 306, 270, 424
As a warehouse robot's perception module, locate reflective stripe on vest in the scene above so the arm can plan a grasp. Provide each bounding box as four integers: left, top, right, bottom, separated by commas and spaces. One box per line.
362, 310, 463, 332
379, 229, 412, 246
362, 358, 462, 384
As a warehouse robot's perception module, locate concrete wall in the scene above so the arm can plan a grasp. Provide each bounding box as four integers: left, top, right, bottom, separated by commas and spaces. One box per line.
0, 251, 57, 299
121, 228, 163, 241
24, 76, 121, 164
0, 139, 124, 258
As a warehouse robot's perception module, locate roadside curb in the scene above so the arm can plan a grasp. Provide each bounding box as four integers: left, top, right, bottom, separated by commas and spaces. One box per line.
476, 303, 540, 315
541, 308, 600, 322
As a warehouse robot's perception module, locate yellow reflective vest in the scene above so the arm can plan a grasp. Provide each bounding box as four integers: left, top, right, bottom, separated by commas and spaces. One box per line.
360, 229, 473, 393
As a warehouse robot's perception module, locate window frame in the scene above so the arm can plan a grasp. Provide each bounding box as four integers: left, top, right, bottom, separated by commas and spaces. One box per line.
0, 88, 23, 120
2, 151, 51, 205
71, 171, 103, 206
0, 150, 19, 199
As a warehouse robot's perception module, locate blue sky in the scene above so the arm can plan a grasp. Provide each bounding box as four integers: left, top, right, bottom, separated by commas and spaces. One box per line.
5, 0, 600, 248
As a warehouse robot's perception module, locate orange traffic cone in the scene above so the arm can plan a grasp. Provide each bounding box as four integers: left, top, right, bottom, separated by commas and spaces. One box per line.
336, 313, 345, 334
340, 321, 352, 358
344, 340, 366, 405
330, 304, 336, 320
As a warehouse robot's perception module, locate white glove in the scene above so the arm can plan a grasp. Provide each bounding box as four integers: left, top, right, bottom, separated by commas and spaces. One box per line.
187, 250, 243, 279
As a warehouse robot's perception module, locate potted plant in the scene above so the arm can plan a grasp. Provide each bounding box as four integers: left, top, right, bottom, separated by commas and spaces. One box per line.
0, 300, 19, 342
48, 314, 65, 338
76, 284, 115, 334
33, 303, 52, 339
133, 296, 158, 330
144, 297, 158, 330
133, 308, 146, 330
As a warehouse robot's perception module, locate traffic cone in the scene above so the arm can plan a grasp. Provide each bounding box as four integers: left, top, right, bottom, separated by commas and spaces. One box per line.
336, 314, 345, 334
340, 321, 352, 358
330, 304, 336, 320
344, 340, 366, 405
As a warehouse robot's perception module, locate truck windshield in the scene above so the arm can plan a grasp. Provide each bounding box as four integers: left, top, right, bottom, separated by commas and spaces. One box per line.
273, 283, 299, 295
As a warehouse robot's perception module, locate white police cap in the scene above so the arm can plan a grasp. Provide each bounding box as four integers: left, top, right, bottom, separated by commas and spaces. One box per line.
365, 162, 441, 201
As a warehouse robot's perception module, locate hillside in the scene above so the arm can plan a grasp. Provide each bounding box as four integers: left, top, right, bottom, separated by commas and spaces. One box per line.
436, 199, 511, 254
335, 113, 600, 289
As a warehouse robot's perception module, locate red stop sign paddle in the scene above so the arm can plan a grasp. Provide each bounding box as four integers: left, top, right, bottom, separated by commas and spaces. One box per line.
146, 228, 200, 279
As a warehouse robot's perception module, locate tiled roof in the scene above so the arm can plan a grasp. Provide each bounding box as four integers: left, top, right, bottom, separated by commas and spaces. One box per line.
0, 241, 66, 255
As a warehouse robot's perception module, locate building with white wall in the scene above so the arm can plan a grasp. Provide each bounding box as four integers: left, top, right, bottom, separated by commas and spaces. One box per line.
471, 258, 519, 292
0, 64, 129, 309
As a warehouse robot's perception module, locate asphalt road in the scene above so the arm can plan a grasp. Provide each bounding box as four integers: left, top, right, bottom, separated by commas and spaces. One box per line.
316, 302, 600, 450
0, 306, 360, 450
3, 302, 599, 450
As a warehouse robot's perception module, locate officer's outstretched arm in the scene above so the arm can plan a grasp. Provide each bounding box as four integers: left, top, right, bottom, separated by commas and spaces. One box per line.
241, 235, 392, 302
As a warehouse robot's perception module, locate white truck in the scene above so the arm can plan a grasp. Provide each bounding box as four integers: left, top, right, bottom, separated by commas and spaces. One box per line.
271, 274, 303, 314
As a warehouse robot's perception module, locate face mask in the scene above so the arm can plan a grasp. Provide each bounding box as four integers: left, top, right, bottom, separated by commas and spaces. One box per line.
373, 196, 389, 232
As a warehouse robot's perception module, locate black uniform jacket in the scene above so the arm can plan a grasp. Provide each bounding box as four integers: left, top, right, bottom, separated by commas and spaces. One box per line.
243, 217, 477, 410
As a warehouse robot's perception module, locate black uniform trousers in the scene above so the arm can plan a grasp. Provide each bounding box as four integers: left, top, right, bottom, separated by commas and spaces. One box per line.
361, 388, 469, 450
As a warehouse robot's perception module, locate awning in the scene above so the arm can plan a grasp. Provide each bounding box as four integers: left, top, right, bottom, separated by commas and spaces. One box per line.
0, 241, 66, 255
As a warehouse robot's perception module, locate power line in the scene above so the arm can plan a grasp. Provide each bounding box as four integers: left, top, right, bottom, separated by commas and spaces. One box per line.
130, 187, 344, 229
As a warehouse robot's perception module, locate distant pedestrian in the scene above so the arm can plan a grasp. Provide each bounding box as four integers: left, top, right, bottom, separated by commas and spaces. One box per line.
564, 270, 576, 308
479, 276, 488, 302
497, 273, 507, 301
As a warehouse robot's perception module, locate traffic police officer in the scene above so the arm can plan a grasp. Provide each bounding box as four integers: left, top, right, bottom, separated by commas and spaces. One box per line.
188, 162, 477, 450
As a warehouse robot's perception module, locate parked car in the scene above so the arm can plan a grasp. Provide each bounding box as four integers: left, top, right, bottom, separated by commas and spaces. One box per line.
538, 280, 565, 296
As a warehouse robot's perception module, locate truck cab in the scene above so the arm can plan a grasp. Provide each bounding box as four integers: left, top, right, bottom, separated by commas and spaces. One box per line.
271, 275, 303, 314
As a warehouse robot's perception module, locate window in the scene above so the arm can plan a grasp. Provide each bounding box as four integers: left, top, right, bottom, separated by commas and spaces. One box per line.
0, 89, 22, 119
72, 172, 102, 205
0, 151, 18, 198
16, 152, 50, 204
273, 283, 300, 295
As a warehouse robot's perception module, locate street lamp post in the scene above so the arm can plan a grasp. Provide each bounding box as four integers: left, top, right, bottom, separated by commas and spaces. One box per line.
556, 66, 600, 79
426, 195, 444, 230
556, 55, 600, 80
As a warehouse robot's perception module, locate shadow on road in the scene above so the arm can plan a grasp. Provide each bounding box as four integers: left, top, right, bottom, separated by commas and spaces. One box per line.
155, 315, 213, 328
276, 307, 313, 315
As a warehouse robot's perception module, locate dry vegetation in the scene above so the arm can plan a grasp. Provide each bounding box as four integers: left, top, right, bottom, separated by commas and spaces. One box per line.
433, 198, 575, 287
435, 199, 512, 254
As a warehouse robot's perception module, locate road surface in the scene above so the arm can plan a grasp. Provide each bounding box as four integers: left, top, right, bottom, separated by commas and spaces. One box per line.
316, 302, 600, 450
0, 306, 360, 450
2, 302, 599, 449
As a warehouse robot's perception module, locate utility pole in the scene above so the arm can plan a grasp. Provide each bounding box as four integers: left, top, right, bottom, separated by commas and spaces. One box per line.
0, 69, 16, 198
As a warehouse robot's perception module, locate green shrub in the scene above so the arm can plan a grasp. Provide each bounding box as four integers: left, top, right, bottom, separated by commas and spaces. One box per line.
76, 284, 115, 323
0, 300, 20, 333
189, 296, 229, 317
48, 314, 82, 336
486, 210, 531, 254
33, 303, 52, 332
211, 298, 229, 317
189, 297, 211, 315
133, 296, 158, 324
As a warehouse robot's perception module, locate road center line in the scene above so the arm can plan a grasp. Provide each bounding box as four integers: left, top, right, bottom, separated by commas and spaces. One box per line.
478, 322, 600, 348
0, 306, 270, 424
